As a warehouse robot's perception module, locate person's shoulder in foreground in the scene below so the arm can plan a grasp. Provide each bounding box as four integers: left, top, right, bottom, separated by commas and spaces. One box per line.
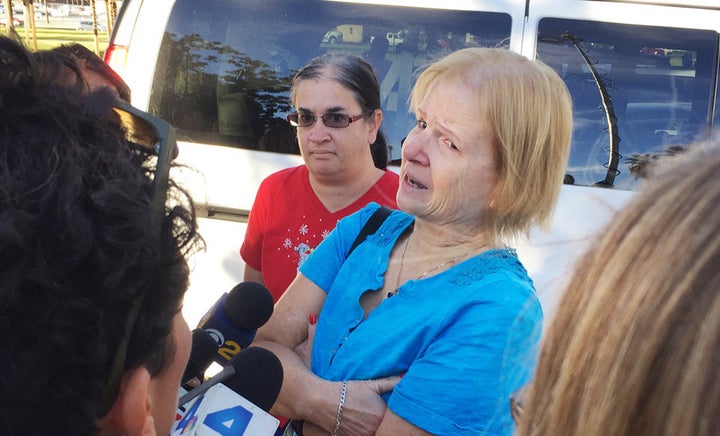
0, 36, 202, 435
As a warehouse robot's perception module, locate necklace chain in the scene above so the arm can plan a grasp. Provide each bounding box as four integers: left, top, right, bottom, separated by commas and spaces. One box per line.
389, 237, 482, 297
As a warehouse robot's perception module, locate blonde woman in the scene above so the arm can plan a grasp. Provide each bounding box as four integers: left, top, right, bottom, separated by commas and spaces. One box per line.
256, 47, 572, 435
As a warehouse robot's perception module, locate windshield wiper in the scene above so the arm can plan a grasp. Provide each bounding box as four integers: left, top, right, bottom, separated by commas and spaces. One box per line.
561, 32, 621, 187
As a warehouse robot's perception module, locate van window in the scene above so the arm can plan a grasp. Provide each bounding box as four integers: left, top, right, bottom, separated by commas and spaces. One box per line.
536, 18, 718, 188
148, 0, 512, 160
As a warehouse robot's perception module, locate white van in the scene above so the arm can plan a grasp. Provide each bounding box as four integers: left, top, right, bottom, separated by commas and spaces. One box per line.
105, 0, 720, 326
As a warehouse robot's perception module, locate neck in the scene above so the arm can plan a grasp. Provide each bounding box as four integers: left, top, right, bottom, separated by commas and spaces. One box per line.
409, 219, 496, 255
310, 166, 383, 212
384, 224, 493, 299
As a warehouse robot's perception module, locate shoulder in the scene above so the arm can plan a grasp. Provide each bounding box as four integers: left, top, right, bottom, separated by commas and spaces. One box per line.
257, 165, 310, 199
339, 202, 385, 229
455, 249, 532, 288
262, 165, 307, 184
377, 168, 400, 188
448, 249, 540, 315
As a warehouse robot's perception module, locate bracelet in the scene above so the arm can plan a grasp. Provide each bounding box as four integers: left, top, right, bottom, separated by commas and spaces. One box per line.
332, 380, 347, 436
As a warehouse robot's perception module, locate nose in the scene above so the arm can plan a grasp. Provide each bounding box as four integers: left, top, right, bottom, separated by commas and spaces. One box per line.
307, 119, 331, 142
401, 129, 429, 166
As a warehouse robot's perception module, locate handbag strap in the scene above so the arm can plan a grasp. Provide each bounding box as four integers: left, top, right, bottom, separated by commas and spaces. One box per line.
346, 206, 393, 258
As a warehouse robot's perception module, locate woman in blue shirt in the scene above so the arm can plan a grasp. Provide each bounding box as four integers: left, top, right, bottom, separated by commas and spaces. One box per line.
255, 47, 573, 436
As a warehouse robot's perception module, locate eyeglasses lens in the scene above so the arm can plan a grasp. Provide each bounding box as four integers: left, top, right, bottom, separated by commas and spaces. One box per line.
286, 112, 361, 128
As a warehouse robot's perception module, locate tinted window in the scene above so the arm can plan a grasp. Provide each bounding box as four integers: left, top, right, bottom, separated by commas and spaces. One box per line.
537, 18, 718, 189
149, 0, 511, 160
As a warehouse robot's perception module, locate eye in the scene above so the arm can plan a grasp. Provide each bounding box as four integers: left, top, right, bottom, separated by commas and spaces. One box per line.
328, 113, 347, 123
298, 113, 315, 123
443, 138, 458, 151
416, 119, 428, 129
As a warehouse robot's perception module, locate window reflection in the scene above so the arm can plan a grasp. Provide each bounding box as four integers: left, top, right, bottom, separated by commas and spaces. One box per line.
537, 18, 716, 188
150, 0, 511, 161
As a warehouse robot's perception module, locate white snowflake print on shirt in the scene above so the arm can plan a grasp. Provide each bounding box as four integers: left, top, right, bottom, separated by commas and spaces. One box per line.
283, 216, 335, 270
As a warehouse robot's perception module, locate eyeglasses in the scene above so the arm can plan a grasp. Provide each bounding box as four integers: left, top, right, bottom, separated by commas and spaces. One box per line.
99, 101, 178, 415
286, 111, 371, 128
510, 385, 528, 425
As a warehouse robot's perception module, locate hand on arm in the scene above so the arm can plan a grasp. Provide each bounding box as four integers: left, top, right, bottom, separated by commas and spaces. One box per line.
300, 376, 401, 436
253, 274, 402, 434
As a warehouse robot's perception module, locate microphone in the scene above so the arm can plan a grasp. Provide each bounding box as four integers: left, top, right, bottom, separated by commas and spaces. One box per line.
196, 281, 274, 364
178, 346, 283, 409
221, 348, 284, 412
182, 328, 220, 385
173, 347, 283, 434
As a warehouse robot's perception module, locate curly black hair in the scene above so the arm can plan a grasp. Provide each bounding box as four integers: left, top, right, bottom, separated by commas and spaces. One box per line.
0, 36, 202, 433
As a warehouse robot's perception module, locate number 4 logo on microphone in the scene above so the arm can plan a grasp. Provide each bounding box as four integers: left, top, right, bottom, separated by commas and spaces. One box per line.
203, 406, 252, 435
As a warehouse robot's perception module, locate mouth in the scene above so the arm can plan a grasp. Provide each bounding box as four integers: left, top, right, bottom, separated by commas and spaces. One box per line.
404, 174, 428, 190
310, 149, 336, 156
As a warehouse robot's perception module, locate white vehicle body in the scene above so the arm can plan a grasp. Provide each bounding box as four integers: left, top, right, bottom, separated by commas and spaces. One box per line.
106, 0, 720, 327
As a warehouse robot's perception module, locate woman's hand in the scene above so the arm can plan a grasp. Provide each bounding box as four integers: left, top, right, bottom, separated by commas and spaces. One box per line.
303, 376, 402, 436
340, 377, 402, 435
293, 313, 317, 367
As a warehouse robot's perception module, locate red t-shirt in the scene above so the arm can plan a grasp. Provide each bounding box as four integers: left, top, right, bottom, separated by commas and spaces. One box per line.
240, 165, 399, 301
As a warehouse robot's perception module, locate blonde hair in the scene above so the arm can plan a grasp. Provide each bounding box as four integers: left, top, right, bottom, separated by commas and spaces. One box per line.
518, 142, 720, 436
410, 48, 573, 242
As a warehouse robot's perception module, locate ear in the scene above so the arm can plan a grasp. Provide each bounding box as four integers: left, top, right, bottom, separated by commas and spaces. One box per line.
368, 109, 383, 144
99, 367, 156, 436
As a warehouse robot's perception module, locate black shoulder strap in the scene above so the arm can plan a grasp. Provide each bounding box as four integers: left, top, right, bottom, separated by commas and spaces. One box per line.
346, 206, 393, 258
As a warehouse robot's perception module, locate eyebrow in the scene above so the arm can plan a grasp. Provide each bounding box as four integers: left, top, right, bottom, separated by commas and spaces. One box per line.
297, 106, 346, 114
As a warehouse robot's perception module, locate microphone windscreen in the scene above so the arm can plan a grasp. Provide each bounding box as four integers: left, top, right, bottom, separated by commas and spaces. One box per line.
221, 346, 284, 412
224, 281, 274, 330
182, 328, 220, 384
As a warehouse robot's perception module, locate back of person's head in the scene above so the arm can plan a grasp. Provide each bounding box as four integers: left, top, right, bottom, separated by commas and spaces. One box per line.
410, 47, 572, 242
517, 142, 720, 436
0, 36, 201, 433
290, 51, 389, 169
48, 43, 132, 102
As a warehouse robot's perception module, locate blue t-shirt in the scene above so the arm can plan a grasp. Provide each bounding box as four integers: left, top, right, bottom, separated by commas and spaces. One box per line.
300, 203, 543, 435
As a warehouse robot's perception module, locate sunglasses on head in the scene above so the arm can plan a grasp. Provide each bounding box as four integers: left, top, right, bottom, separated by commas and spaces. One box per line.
99, 101, 178, 416
286, 111, 372, 128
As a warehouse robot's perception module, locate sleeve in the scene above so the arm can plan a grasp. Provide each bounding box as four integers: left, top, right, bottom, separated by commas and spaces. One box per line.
299, 202, 381, 292
388, 276, 543, 436
239, 177, 271, 270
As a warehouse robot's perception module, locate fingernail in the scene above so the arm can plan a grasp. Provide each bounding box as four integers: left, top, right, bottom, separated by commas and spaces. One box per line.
309, 313, 317, 325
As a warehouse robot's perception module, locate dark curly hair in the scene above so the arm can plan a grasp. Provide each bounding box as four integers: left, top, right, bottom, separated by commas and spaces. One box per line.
0, 37, 202, 433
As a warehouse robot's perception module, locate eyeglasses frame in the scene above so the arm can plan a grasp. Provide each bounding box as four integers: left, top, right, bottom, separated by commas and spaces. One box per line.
286, 111, 372, 128
99, 101, 178, 415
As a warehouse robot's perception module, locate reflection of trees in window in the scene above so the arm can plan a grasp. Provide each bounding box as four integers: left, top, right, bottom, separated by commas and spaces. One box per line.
627, 145, 686, 180
218, 49, 294, 133
153, 32, 293, 149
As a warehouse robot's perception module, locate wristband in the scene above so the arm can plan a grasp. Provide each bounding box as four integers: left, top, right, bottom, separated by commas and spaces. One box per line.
332, 380, 347, 436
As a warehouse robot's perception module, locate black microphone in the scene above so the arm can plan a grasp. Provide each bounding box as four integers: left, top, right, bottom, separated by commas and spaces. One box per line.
196, 281, 274, 364
221, 347, 284, 412
178, 346, 283, 410
181, 328, 220, 385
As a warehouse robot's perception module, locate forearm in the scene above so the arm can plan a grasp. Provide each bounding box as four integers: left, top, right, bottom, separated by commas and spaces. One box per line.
253, 340, 341, 431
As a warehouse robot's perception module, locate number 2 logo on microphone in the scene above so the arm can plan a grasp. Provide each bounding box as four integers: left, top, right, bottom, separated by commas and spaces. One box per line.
205, 328, 243, 360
